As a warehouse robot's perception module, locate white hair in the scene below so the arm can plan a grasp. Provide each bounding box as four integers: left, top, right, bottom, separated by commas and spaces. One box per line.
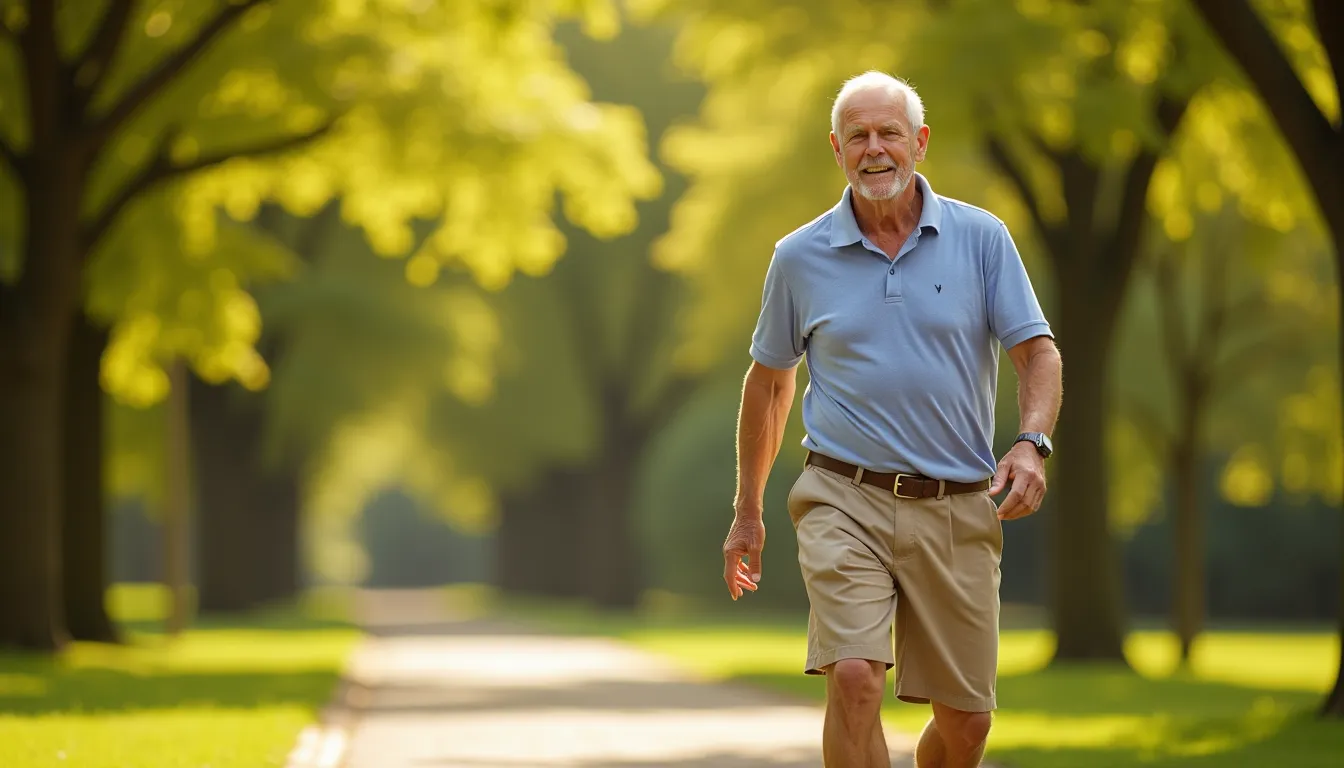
830, 71, 925, 137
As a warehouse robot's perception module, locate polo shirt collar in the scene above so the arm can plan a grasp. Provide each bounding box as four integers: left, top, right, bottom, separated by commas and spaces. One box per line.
829, 172, 943, 248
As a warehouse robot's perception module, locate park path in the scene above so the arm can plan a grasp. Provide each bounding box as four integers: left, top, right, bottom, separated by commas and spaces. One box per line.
287, 588, 923, 768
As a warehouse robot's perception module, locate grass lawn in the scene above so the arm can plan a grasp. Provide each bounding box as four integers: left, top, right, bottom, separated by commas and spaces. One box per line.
0, 584, 359, 768
505, 595, 1344, 767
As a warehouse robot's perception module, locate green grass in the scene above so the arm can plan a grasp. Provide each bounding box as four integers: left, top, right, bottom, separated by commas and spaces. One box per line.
0, 584, 360, 768
506, 595, 1344, 767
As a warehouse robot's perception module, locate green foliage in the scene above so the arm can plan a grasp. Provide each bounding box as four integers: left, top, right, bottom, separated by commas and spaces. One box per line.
0, 585, 356, 768
304, 14, 708, 540
1110, 207, 1337, 527
1, 0, 661, 397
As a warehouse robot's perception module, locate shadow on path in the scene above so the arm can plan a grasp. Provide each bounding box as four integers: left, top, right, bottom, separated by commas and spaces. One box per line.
334, 589, 917, 768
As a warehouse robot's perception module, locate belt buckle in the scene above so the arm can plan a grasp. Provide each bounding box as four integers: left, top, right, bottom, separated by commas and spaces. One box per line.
892, 473, 919, 499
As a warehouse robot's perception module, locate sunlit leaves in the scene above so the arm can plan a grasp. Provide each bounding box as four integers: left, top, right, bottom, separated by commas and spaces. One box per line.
1221, 445, 1276, 506
1149, 83, 1320, 242
1251, 0, 1340, 123
2, 0, 661, 408
1111, 206, 1337, 521
85, 191, 296, 406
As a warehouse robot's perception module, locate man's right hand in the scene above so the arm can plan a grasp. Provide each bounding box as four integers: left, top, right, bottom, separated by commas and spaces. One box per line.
723, 510, 766, 600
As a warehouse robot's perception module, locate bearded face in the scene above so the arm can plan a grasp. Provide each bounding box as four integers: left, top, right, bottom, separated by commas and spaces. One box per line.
830, 89, 925, 201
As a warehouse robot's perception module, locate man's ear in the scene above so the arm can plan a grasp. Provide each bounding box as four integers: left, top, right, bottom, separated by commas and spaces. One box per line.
829, 132, 843, 166
914, 125, 930, 163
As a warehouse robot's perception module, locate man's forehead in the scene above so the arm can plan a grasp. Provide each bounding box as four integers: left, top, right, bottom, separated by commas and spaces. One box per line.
838, 92, 909, 129
840, 107, 909, 133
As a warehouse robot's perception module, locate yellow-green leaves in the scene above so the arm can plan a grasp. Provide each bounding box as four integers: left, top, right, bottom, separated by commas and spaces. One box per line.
85, 192, 296, 406
9, 0, 663, 403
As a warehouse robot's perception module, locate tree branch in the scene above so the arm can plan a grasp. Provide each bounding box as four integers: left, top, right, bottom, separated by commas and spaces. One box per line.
1102, 95, 1190, 315
1312, 0, 1344, 129
1194, 208, 1241, 360
73, 0, 135, 113
82, 116, 339, 250
1026, 131, 1064, 167
1152, 242, 1190, 381
87, 0, 269, 152
984, 134, 1060, 267
1190, 0, 1337, 169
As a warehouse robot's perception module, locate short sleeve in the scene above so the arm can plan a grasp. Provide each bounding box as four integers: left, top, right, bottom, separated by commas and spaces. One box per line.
985, 223, 1053, 349
749, 250, 806, 369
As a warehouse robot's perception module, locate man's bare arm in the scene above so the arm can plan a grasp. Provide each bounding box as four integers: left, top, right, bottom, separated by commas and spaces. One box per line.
1007, 335, 1062, 436
723, 360, 796, 600
734, 360, 798, 516
991, 335, 1062, 520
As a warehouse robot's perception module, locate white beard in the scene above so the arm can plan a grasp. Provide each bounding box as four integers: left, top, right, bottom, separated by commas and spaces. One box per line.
854, 163, 913, 201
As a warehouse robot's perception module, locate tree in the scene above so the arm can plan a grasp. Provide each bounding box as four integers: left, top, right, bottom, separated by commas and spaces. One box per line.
1185, 0, 1344, 716
187, 202, 338, 615
0, 0, 658, 649
1117, 205, 1326, 663
409, 11, 709, 604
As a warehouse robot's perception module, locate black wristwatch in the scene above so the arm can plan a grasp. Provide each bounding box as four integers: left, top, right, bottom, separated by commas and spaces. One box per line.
1015, 432, 1053, 459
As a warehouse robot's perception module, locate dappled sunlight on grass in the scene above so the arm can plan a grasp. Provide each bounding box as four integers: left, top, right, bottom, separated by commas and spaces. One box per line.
519, 600, 1344, 768
0, 586, 359, 768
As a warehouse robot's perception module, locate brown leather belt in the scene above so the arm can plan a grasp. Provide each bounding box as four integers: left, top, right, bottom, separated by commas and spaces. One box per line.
805, 452, 990, 499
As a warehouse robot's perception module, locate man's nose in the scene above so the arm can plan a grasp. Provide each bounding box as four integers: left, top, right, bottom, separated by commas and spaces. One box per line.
865, 134, 884, 154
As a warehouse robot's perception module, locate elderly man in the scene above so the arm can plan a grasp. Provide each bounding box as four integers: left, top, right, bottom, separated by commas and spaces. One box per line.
722, 71, 1062, 767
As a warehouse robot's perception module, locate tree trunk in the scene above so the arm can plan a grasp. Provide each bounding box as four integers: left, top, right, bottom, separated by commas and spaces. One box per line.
189, 376, 301, 613
60, 314, 120, 643
163, 362, 194, 635
247, 468, 302, 606
555, 386, 652, 610
0, 95, 84, 647
1171, 433, 1202, 665
493, 467, 584, 599
0, 314, 71, 650
1048, 287, 1128, 664
579, 416, 645, 609
1184, 0, 1344, 718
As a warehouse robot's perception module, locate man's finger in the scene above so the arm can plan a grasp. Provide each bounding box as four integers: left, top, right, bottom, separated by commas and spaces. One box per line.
747, 548, 763, 583
988, 461, 1011, 496
1003, 468, 1037, 518
724, 549, 744, 599
997, 487, 1023, 519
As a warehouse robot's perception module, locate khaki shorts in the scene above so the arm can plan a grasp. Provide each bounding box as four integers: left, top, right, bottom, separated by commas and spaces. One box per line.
786, 457, 1002, 712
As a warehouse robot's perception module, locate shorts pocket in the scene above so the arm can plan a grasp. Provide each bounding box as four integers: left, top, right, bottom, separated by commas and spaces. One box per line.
786, 468, 813, 528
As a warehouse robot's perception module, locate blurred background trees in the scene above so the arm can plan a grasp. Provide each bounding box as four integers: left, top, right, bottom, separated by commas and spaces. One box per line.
1, 0, 1341, 718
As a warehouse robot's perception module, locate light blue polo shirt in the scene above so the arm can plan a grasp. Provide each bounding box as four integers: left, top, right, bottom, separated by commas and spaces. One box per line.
750, 173, 1052, 483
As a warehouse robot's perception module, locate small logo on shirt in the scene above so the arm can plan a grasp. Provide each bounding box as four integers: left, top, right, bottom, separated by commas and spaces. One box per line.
935, 284, 943, 293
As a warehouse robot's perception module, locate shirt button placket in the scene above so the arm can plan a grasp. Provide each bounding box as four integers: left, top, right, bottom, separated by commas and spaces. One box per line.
886, 262, 902, 302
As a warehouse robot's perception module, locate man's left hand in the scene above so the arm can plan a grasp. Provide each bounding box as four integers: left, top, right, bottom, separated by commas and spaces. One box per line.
989, 441, 1046, 520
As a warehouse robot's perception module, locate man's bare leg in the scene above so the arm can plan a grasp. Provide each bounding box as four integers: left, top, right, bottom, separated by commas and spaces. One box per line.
914, 702, 991, 767
822, 659, 889, 767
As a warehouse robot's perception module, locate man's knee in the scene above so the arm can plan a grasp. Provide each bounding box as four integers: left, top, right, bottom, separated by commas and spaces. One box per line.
828, 658, 886, 711
932, 702, 991, 752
